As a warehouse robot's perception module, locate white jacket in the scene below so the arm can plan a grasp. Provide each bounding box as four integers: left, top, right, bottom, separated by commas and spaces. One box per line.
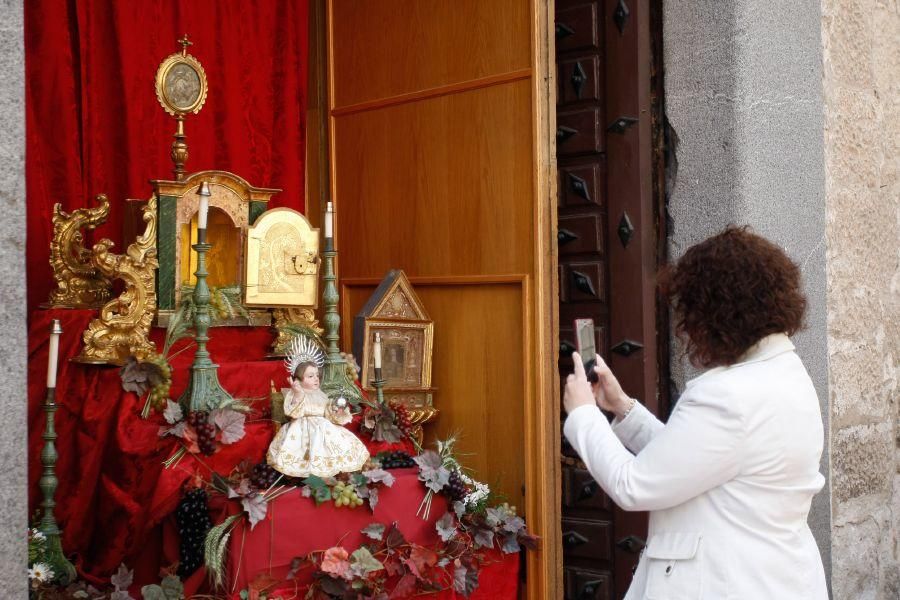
564, 333, 828, 599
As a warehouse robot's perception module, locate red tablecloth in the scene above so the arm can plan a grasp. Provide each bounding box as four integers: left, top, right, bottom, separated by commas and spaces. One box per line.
27, 308, 519, 597
220, 469, 519, 598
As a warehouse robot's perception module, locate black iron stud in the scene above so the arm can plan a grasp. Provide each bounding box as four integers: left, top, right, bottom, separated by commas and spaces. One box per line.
563, 531, 589, 548
556, 22, 575, 40
611, 339, 643, 357
607, 116, 638, 134
568, 172, 591, 202
577, 481, 599, 501
579, 581, 602, 600
613, 0, 630, 34
570, 61, 587, 98
557, 125, 578, 143
571, 270, 597, 297
558, 229, 579, 246
560, 340, 576, 356
616, 535, 646, 553
617, 212, 634, 247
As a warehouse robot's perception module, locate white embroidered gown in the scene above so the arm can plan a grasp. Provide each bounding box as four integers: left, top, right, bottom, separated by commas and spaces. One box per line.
267, 387, 369, 477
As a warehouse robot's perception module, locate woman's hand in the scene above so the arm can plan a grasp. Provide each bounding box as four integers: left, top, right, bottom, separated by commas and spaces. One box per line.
564, 352, 597, 414
589, 355, 633, 419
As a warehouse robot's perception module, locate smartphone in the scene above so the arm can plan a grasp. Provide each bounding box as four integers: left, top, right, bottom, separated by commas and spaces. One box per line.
574, 318, 600, 384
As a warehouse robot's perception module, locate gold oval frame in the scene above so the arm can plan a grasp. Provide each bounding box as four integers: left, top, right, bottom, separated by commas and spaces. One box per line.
155, 52, 208, 116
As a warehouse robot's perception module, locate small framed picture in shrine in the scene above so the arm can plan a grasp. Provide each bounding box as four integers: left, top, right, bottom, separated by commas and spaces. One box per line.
353, 270, 435, 409
362, 321, 432, 389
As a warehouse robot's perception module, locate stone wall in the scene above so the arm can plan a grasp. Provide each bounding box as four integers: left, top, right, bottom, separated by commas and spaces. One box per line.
0, 0, 27, 595
663, 0, 833, 583
823, 1, 900, 598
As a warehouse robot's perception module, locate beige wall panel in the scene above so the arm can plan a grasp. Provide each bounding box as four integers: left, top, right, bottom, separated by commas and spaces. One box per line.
332, 81, 534, 277
329, 0, 531, 108
343, 280, 526, 504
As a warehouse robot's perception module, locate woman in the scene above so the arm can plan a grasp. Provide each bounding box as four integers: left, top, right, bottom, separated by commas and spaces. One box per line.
564, 227, 827, 599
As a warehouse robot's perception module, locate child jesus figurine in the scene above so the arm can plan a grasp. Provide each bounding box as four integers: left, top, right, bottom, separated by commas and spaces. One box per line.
267, 336, 369, 477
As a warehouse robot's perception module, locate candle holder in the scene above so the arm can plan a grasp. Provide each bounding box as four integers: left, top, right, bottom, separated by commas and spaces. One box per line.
372, 366, 387, 406
320, 236, 362, 404
178, 233, 234, 413
39, 321, 76, 584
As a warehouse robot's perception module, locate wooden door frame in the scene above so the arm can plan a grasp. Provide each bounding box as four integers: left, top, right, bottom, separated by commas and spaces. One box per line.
528, 0, 562, 597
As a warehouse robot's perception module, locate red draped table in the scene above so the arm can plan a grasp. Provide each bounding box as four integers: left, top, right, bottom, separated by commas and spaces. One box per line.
27, 308, 520, 597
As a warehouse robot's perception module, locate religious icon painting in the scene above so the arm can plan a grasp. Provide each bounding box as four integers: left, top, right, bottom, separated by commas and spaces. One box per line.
353, 270, 435, 410
155, 46, 208, 116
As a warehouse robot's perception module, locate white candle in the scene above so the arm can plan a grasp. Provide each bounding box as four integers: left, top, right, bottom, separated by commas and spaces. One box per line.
198, 195, 209, 230
325, 201, 334, 239
47, 319, 62, 389
374, 332, 382, 369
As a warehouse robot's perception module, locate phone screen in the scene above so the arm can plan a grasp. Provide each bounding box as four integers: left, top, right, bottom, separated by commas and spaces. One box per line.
574, 318, 599, 383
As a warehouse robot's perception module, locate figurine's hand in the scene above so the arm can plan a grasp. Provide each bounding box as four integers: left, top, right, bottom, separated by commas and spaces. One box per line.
564, 353, 596, 414
288, 377, 304, 393
589, 355, 633, 419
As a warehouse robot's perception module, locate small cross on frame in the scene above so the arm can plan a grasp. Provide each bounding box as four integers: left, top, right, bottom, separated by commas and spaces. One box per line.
178, 34, 193, 56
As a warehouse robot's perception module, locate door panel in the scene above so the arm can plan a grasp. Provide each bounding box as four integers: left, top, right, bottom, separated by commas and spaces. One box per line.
556, 1, 661, 598
327, 1, 559, 596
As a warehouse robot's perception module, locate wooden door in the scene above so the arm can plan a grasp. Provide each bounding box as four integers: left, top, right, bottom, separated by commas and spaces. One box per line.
325, 1, 560, 596
556, 1, 664, 598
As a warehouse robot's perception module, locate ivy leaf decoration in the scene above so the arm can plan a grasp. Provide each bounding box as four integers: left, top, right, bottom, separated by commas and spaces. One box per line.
111, 563, 134, 591
502, 515, 526, 535
384, 522, 407, 550
210, 409, 246, 444
473, 528, 495, 549
361, 523, 386, 541
413, 451, 451, 493
159, 575, 183, 599
501, 532, 521, 554
362, 468, 395, 487
485, 507, 505, 528
349, 547, 384, 578
367, 486, 380, 511
404, 545, 438, 580
163, 400, 183, 425
140, 585, 165, 600
435, 512, 458, 542
242, 493, 268, 530
302, 476, 333, 505
452, 559, 480, 597
158, 421, 187, 439
120, 358, 151, 395
373, 412, 403, 443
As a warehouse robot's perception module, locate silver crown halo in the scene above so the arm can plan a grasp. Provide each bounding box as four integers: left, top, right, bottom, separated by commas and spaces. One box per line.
284, 334, 326, 377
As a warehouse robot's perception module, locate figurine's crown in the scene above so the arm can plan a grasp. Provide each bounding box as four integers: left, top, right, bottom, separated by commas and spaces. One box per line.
284, 334, 326, 377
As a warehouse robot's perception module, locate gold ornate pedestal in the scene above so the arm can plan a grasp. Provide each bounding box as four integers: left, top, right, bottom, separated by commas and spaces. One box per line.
45, 194, 113, 309
74, 198, 159, 365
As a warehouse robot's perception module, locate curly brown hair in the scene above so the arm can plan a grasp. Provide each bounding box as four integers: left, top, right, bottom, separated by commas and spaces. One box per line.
660, 226, 806, 368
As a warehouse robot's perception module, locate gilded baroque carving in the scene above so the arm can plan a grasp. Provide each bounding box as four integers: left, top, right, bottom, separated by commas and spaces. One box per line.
271, 307, 324, 355
46, 194, 113, 308
74, 198, 159, 365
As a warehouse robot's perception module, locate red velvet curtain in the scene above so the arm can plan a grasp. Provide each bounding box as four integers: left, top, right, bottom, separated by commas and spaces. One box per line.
26, 0, 310, 311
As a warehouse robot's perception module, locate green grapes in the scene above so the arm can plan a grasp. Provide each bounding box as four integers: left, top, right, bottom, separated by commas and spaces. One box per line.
331, 481, 364, 508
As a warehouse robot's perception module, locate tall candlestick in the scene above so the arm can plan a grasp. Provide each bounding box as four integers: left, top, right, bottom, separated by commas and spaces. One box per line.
374, 332, 382, 369
324, 201, 334, 239
40, 320, 76, 584
47, 319, 62, 389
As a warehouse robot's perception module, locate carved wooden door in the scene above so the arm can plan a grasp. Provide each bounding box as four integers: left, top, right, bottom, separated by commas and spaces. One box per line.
556, 1, 664, 598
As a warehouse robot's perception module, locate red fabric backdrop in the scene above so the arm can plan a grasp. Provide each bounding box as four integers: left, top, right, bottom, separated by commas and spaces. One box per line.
25, 0, 310, 311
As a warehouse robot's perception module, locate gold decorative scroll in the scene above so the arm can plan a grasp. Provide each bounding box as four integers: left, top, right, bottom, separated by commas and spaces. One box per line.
74, 198, 159, 365
270, 307, 324, 356
46, 194, 113, 308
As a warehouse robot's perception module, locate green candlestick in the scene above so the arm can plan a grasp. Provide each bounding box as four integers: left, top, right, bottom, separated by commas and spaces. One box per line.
372, 366, 387, 406
178, 231, 234, 413
320, 235, 361, 403
39, 320, 76, 584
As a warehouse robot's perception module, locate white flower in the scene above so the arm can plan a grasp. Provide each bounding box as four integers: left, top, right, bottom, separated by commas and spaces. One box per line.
459, 473, 490, 508
32, 531, 46, 542
28, 562, 54, 582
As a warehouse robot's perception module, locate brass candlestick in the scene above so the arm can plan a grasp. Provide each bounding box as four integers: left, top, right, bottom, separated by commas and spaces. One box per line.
39, 320, 76, 585
320, 235, 361, 403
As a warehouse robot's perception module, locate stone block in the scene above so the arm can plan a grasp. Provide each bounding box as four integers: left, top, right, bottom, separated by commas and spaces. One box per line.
832, 422, 893, 504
